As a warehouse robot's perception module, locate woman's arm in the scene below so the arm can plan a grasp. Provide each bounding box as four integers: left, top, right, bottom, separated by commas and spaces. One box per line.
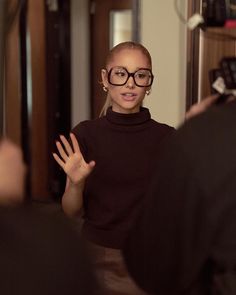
61, 177, 84, 217
53, 133, 95, 217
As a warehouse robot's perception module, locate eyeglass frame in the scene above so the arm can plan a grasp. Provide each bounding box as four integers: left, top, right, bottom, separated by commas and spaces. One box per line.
106, 67, 154, 87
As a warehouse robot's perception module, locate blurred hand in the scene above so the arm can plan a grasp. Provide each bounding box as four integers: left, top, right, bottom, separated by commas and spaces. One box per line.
0, 138, 26, 205
185, 94, 219, 121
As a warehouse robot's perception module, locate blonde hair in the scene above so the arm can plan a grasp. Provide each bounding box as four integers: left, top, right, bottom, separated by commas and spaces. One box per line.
99, 41, 152, 117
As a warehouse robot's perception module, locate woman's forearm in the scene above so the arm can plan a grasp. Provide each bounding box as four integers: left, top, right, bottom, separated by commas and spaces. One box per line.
61, 179, 84, 217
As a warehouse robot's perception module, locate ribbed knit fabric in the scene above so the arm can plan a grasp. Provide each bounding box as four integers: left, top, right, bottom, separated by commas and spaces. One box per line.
72, 107, 174, 248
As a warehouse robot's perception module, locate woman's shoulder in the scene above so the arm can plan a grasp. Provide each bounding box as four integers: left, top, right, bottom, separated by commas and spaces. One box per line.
150, 119, 175, 132
147, 120, 176, 144
72, 117, 105, 135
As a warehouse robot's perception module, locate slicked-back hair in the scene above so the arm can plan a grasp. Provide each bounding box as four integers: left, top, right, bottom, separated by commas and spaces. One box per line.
100, 41, 152, 117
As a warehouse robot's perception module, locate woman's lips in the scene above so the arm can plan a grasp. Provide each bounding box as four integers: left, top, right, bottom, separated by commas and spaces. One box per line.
121, 93, 137, 101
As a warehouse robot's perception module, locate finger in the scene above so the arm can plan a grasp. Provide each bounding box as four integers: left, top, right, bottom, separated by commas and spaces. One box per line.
87, 160, 96, 172
70, 133, 81, 153
185, 95, 219, 121
201, 94, 219, 108
52, 153, 65, 169
185, 107, 197, 121
88, 160, 96, 168
60, 135, 74, 156
56, 141, 68, 162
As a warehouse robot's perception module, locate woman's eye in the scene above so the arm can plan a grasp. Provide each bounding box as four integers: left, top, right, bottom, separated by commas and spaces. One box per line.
137, 73, 146, 79
115, 71, 126, 77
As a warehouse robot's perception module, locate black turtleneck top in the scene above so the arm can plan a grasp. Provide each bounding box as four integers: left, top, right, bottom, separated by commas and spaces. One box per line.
72, 107, 174, 249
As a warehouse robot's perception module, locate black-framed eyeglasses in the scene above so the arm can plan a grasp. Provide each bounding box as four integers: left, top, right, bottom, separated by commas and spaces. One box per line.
107, 67, 154, 87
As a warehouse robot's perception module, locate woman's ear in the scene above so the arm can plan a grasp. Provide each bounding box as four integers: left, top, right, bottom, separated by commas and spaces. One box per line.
101, 69, 108, 88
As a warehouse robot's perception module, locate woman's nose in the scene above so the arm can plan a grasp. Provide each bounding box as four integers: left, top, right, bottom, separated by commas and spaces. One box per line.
126, 76, 135, 88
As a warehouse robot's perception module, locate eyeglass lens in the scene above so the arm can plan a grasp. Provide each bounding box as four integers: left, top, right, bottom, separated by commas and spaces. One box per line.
108, 67, 153, 87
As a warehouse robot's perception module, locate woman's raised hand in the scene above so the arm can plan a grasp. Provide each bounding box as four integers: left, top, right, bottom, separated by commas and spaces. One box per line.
53, 133, 95, 185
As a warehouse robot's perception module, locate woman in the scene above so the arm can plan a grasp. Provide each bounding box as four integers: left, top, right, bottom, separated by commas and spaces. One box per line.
53, 41, 174, 294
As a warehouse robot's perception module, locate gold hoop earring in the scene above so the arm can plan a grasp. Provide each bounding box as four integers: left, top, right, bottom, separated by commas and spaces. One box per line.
103, 86, 108, 92
146, 89, 151, 96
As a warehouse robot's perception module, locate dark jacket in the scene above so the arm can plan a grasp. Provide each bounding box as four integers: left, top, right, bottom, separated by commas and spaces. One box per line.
124, 100, 236, 295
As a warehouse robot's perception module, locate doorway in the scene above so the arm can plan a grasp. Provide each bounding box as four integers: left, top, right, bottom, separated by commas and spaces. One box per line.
89, 0, 140, 118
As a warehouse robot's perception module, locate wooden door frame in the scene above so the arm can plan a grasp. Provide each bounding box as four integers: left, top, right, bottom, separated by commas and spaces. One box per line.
186, 0, 201, 111
5, 0, 71, 201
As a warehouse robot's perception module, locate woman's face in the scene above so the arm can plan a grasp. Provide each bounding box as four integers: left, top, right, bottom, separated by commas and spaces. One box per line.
101, 48, 152, 114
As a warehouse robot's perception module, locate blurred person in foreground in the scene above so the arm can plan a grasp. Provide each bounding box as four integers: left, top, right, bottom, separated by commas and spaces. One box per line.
0, 205, 98, 295
0, 138, 98, 294
123, 94, 236, 295
0, 138, 26, 204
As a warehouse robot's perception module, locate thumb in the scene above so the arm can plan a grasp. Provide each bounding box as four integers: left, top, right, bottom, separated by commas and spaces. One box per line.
88, 160, 96, 170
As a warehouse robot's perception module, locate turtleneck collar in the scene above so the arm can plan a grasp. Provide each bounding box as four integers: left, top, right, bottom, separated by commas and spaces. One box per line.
105, 107, 151, 126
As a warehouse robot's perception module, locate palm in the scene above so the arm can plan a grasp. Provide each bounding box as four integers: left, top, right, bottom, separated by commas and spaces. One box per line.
63, 152, 91, 184
53, 133, 95, 185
